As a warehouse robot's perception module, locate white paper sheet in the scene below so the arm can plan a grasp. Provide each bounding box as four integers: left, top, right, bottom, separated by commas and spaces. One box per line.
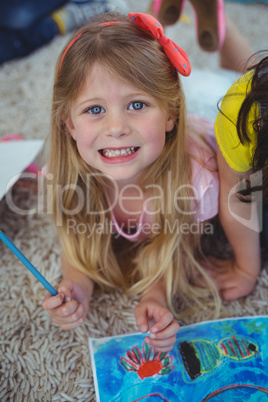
0, 140, 44, 201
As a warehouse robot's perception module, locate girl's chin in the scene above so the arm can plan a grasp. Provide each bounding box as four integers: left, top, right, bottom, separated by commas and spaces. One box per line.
99, 168, 142, 186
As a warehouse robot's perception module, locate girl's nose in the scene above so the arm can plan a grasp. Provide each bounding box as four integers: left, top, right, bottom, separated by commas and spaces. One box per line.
104, 112, 130, 138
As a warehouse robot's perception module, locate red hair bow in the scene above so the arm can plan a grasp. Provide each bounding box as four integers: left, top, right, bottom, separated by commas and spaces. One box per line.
129, 12, 191, 77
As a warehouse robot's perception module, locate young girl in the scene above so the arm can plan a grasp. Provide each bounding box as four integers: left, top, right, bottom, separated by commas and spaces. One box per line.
42, 12, 221, 352
213, 54, 268, 301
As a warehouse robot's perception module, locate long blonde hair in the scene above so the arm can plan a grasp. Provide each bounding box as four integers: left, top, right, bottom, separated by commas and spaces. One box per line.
48, 12, 220, 317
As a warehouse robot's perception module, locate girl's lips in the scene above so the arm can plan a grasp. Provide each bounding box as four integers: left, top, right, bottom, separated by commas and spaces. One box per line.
98, 147, 140, 164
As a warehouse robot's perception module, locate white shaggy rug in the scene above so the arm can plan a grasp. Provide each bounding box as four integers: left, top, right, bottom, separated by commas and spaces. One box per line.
0, 1, 268, 400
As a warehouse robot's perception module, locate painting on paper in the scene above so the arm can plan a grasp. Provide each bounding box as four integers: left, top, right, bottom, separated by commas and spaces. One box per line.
88, 316, 268, 401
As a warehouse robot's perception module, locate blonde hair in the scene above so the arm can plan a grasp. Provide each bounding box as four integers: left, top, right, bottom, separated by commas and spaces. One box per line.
48, 12, 220, 317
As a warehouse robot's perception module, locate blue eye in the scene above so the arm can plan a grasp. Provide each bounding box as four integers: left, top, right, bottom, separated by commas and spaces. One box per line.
129, 102, 146, 111
88, 106, 105, 114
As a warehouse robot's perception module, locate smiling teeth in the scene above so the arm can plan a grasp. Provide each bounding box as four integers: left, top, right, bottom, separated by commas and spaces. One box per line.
102, 147, 136, 158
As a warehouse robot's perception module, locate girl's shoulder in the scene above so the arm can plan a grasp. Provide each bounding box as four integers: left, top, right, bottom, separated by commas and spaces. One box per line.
219, 70, 254, 115
215, 69, 256, 172
215, 70, 253, 130
229, 69, 253, 92
186, 117, 219, 222
187, 114, 217, 170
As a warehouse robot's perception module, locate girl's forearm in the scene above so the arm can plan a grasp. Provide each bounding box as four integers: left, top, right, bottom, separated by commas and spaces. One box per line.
61, 253, 94, 297
140, 278, 167, 307
217, 146, 261, 278
219, 203, 261, 277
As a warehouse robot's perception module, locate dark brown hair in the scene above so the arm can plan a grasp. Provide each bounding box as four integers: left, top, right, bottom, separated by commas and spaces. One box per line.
238, 54, 268, 200
237, 54, 268, 171
219, 53, 268, 200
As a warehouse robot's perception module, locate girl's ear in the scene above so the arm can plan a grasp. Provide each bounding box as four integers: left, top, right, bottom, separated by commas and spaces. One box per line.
65, 117, 77, 140
165, 115, 175, 133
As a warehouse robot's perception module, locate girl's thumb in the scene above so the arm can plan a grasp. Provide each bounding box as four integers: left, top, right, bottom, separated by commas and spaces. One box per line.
58, 281, 73, 302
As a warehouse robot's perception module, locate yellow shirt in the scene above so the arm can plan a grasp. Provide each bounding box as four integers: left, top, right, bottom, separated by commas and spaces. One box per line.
215, 70, 258, 172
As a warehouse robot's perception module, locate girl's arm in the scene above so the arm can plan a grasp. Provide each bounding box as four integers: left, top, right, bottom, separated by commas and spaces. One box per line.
216, 145, 261, 300
42, 252, 94, 330
139, 279, 167, 309
61, 252, 95, 296
134, 279, 180, 352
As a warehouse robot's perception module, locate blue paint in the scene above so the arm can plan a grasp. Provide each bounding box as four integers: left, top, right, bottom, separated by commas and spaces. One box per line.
90, 316, 268, 401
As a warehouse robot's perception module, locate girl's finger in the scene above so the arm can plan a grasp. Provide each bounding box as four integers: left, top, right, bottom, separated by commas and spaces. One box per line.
42, 292, 64, 310
145, 336, 176, 352
56, 299, 79, 317
134, 305, 149, 333
146, 334, 177, 348
60, 313, 87, 331
151, 344, 174, 353
150, 320, 180, 340
150, 312, 177, 334
53, 302, 85, 326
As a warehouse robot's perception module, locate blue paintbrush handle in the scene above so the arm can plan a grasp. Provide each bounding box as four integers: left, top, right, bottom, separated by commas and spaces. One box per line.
0, 230, 58, 296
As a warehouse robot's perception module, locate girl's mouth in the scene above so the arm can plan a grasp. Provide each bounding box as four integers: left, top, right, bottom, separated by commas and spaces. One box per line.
98, 146, 140, 164
99, 147, 140, 158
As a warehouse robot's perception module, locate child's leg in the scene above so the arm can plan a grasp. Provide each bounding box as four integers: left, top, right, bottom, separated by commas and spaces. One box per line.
147, 0, 185, 26
148, 1, 257, 73
219, 16, 258, 73
0, 0, 67, 29
189, 0, 226, 52
51, 0, 128, 34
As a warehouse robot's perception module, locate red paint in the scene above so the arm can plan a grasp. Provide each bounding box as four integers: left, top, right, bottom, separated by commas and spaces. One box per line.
133, 393, 170, 401
228, 340, 237, 356
120, 342, 175, 380
242, 339, 251, 356
201, 384, 268, 401
127, 347, 142, 364
137, 360, 163, 379
220, 342, 228, 355
232, 336, 244, 358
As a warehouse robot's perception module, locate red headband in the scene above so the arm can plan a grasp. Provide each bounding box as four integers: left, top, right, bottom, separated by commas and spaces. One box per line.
59, 21, 119, 71
58, 13, 191, 76
129, 13, 191, 76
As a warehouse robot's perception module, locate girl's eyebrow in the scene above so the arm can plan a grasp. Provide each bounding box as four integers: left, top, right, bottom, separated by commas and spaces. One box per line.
76, 92, 152, 107
77, 97, 103, 107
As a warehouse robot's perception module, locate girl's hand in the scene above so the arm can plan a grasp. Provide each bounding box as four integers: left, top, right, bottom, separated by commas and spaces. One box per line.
134, 300, 180, 352
201, 256, 259, 301
213, 259, 258, 301
42, 279, 90, 330
219, 268, 258, 301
